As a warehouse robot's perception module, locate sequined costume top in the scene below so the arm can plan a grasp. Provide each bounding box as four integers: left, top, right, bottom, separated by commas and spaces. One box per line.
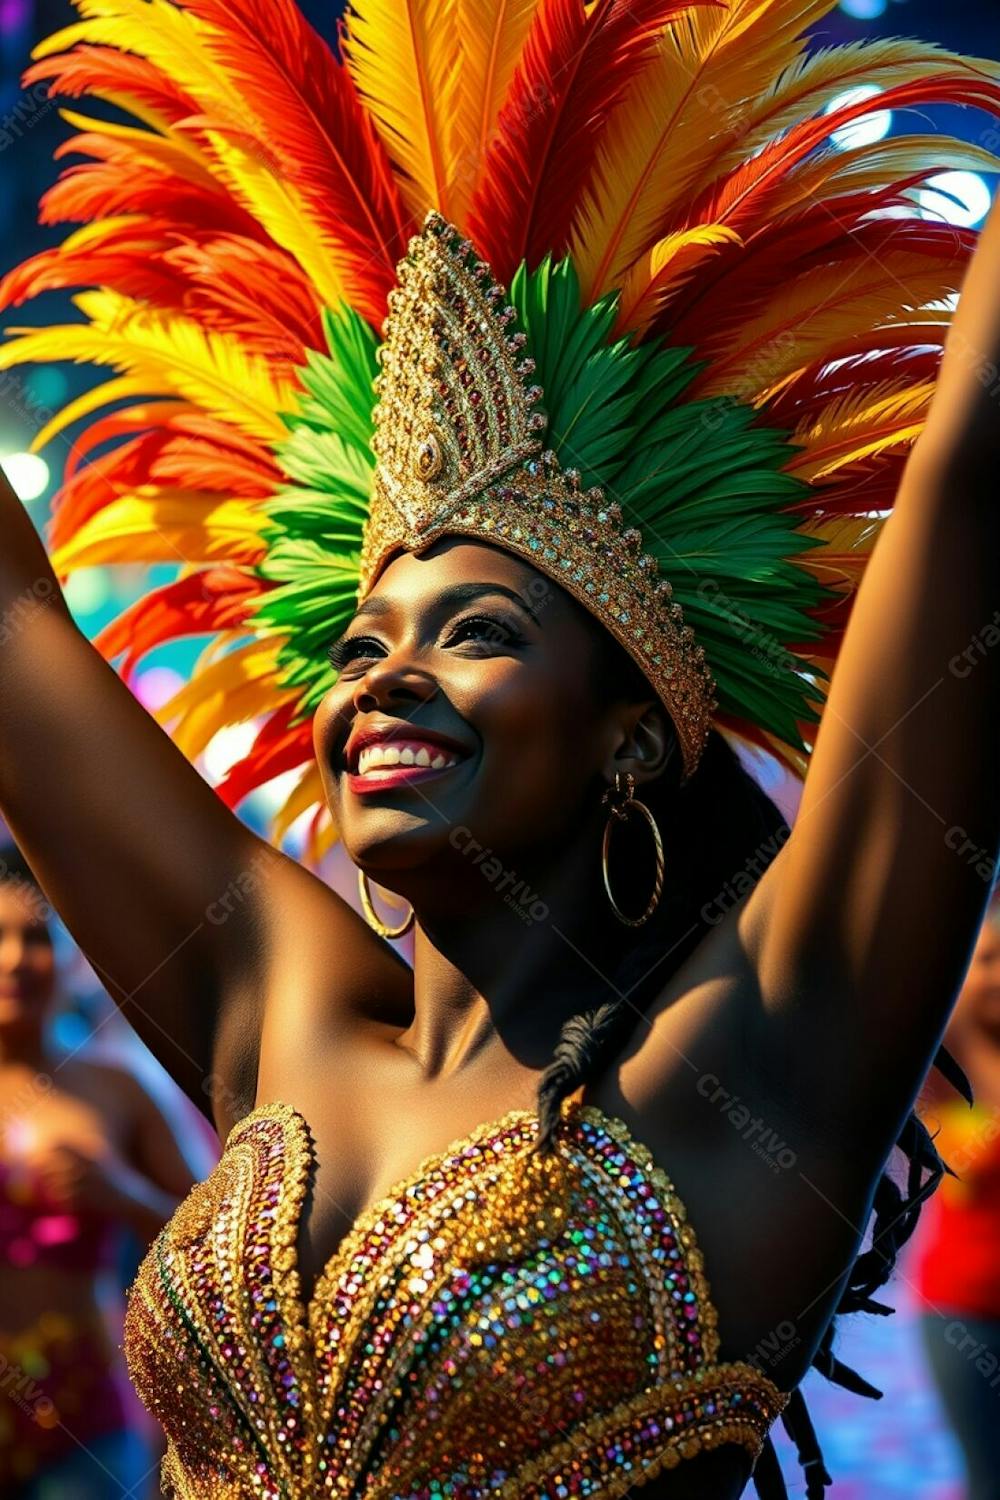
123, 1097, 789, 1498
0, 1152, 134, 1485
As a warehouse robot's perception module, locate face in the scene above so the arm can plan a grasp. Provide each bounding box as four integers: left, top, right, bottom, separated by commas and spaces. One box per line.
959, 913, 1000, 1029
0, 880, 56, 1026
314, 539, 650, 887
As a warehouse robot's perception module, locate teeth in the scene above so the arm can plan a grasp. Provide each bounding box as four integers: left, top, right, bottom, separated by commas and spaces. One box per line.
356, 740, 460, 776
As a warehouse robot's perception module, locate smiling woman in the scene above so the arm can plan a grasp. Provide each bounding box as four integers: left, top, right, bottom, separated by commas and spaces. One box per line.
1, 1, 1000, 1498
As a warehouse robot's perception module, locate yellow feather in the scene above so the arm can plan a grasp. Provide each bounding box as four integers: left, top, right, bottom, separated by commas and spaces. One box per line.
49, 492, 268, 574
571, 0, 836, 299
451, 0, 538, 221
57, 107, 220, 184
203, 131, 344, 311
60, 215, 149, 250
344, 0, 464, 221
40, 8, 346, 305
272, 763, 331, 848
617, 224, 743, 331
692, 255, 966, 399
29, 376, 152, 454
32, 0, 253, 136
794, 517, 881, 594
155, 639, 297, 757
1, 291, 297, 443
712, 39, 1000, 180
737, 136, 1000, 223
306, 812, 338, 867
785, 380, 936, 481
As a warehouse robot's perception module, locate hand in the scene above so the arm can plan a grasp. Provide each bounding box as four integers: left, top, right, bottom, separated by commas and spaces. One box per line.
30, 1140, 132, 1217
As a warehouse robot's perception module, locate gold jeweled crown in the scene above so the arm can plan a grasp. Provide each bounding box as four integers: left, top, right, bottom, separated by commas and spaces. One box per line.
361, 212, 716, 777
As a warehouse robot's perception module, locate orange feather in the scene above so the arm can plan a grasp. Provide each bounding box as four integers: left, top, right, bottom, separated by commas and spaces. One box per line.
180, 0, 411, 322
23, 44, 194, 128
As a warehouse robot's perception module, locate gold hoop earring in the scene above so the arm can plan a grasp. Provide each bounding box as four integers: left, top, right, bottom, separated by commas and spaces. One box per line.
358, 871, 415, 939
600, 771, 664, 927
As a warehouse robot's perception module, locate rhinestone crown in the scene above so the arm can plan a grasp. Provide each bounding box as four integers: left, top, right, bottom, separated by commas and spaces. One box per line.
360, 211, 717, 775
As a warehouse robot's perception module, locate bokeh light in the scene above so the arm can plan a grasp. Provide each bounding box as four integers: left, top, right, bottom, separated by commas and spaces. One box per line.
825, 84, 892, 150
917, 170, 994, 227
64, 567, 113, 618
201, 719, 260, 785
838, 0, 888, 17
0, 451, 49, 501
133, 666, 186, 712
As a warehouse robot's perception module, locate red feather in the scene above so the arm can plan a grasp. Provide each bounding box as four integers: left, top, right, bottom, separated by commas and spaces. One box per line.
783, 455, 912, 518
640, 172, 927, 338
646, 168, 963, 347
51, 433, 176, 549
46, 405, 279, 564
524, 0, 717, 264
215, 701, 313, 810
56, 403, 187, 483
95, 567, 270, 678
39, 158, 265, 238
164, 237, 323, 361
0, 241, 183, 313
765, 336, 949, 424
150, 430, 284, 498
176, 0, 412, 322
466, 0, 587, 281
666, 216, 974, 383
23, 45, 195, 125
675, 74, 1000, 248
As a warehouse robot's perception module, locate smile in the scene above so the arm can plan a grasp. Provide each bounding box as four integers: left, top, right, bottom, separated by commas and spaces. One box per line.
345, 736, 469, 795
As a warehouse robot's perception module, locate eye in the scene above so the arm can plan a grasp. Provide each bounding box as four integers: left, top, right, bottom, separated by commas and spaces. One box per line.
327, 634, 386, 673
445, 613, 525, 651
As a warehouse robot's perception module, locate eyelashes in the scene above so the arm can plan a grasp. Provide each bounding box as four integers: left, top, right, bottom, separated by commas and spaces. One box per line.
327, 635, 377, 671
326, 614, 524, 674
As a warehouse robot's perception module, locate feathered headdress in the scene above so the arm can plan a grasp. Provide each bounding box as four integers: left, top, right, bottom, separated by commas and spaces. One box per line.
3, 0, 1000, 864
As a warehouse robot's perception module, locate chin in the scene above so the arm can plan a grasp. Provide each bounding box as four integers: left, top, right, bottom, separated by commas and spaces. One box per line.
338, 801, 457, 881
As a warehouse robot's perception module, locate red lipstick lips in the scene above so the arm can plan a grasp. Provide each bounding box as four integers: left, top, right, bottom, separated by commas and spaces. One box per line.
343, 722, 470, 796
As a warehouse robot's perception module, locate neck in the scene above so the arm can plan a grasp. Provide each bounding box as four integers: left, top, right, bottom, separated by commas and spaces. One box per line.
394, 835, 641, 1083
0, 1020, 48, 1071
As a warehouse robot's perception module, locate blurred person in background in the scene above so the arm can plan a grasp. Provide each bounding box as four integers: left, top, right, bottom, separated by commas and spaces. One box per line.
916, 890, 1000, 1500
0, 844, 196, 1499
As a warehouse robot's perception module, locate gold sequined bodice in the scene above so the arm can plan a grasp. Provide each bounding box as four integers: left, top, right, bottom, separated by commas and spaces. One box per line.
123, 1098, 788, 1498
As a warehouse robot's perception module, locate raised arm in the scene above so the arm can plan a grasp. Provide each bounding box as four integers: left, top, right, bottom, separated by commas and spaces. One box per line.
747, 196, 1000, 1146
0, 469, 341, 1117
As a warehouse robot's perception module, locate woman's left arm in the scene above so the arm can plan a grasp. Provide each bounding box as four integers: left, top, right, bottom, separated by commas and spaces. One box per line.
747, 195, 1000, 1139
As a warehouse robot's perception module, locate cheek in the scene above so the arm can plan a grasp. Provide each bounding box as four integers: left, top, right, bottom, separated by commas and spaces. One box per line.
462, 662, 602, 823
34, 948, 56, 981
312, 689, 350, 787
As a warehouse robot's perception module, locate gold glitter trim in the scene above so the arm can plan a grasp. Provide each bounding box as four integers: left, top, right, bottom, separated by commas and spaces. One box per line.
359, 211, 717, 777
129, 1093, 790, 1496
496, 1368, 789, 1499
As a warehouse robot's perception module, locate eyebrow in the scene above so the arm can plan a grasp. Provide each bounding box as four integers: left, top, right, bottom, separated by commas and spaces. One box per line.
351, 580, 542, 625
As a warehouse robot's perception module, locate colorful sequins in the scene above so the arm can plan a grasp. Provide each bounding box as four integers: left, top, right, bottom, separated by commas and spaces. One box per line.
122, 1100, 787, 1498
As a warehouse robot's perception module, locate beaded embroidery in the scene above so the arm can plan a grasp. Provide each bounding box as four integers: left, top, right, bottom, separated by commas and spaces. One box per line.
123, 1099, 788, 1498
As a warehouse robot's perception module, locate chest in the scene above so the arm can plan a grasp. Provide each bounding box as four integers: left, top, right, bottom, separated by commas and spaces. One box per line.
124, 1099, 786, 1498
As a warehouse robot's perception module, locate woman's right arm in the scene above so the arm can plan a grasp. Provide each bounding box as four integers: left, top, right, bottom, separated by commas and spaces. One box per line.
0, 468, 316, 1114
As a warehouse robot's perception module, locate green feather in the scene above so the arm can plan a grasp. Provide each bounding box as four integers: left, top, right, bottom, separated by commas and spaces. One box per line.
254, 252, 845, 762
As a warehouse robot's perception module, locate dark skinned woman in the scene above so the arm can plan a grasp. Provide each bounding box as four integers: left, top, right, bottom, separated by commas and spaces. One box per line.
0, 846, 195, 1496
2, 1, 1000, 1495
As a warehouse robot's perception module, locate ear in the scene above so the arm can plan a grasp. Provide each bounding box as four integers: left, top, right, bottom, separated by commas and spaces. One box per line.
601, 699, 677, 788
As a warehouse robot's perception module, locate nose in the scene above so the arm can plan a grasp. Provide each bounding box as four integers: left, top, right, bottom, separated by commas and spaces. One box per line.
351, 652, 438, 716
0, 934, 28, 973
